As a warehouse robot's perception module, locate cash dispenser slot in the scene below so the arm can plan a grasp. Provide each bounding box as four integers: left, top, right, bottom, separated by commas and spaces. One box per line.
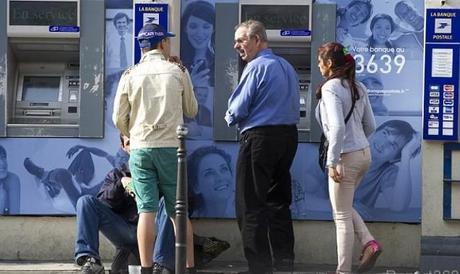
24, 110, 54, 116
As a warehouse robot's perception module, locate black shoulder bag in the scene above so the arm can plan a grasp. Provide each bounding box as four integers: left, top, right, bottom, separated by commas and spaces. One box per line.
318, 97, 356, 171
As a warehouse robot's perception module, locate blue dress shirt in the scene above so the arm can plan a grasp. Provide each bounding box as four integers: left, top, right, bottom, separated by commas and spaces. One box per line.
225, 49, 300, 133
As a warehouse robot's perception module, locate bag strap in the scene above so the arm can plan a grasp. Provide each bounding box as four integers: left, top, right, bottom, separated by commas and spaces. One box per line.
344, 95, 356, 124
319, 93, 356, 125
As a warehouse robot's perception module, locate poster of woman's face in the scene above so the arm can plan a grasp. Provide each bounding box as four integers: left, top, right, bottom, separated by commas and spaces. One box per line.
187, 141, 237, 218
181, 0, 216, 140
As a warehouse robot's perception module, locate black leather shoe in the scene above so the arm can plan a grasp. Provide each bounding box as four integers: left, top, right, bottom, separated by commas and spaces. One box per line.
185, 267, 196, 274
140, 266, 153, 274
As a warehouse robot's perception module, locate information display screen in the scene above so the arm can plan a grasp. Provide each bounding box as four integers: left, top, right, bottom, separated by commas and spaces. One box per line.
22, 76, 61, 102
241, 5, 310, 30
9, 1, 78, 26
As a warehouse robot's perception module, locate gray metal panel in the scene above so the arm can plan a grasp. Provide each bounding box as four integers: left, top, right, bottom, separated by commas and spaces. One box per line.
0, 0, 7, 137
213, 3, 239, 141
420, 236, 460, 271
7, 126, 79, 137
308, 3, 336, 142
79, 0, 104, 138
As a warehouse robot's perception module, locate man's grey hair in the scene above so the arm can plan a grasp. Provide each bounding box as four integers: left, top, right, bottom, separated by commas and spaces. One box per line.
235, 20, 268, 42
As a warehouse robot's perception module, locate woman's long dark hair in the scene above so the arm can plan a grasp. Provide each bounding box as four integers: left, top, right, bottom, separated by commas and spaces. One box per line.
315, 42, 360, 102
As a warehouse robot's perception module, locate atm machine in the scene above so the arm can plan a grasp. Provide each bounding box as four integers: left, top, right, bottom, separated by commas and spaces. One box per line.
0, 0, 105, 137
239, 0, 313, 140
213, 0, 336, 142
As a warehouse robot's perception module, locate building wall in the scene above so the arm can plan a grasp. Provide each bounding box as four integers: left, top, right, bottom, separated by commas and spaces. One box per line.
0, 217, 420, 267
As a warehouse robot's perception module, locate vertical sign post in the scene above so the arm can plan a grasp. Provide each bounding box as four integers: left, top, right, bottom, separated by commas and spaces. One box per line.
133, 2, 169, 64
423, 6, 460, 140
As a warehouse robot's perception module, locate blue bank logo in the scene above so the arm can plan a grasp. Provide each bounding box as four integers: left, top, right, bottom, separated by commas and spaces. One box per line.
280, 29, 311, 37
435, 18, 451, 34
49, 26, 80, 33
143, 13, 160, 25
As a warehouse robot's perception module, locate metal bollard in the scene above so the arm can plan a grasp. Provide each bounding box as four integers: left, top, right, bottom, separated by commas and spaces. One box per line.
175, 124, 188, 274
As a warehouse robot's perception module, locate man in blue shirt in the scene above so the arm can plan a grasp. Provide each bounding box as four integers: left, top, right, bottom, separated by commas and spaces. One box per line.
225, 20, 300, 274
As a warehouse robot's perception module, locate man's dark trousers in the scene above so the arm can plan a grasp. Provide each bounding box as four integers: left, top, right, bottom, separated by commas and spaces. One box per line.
235, 125, 298, 274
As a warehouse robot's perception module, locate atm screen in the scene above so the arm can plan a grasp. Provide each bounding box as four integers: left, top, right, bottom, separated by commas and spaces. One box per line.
241, 5, 310, 30
21, 76, 61, 102
9, 1, 78, 26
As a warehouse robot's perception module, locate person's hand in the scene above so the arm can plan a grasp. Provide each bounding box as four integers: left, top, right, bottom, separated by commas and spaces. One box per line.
169, 56, 187, 72
328, 166, 342, 183
191, 60, 210, 88
168, 56, 182, 65
121, 176, 131, 188
66, 145, 84, 158
121, 177, 135, 197
401, 132, 421, 160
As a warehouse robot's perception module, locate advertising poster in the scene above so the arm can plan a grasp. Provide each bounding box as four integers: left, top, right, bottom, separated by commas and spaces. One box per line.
0, 0, 421, 223
181, 0, 216, 141
313, 0, 423, 222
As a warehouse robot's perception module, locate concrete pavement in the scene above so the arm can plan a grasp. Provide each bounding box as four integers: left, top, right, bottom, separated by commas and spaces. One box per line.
0, 260, 418, 274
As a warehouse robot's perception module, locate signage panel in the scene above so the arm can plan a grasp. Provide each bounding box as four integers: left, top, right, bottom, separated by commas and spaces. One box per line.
423, 8, 460, 140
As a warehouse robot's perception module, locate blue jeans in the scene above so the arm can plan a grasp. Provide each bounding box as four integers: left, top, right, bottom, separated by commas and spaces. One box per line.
74, 195, 137, 262
154, 197, 175, 270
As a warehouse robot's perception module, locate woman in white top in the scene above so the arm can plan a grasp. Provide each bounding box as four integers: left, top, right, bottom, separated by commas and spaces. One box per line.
315, 42, 381, 273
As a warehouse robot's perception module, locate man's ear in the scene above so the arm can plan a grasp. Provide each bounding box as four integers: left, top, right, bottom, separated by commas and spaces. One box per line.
158, 39, 165, 50
254, 34, 261, 44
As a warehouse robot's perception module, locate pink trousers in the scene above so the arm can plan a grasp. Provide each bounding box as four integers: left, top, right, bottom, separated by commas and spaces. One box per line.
328, 147, 375, 273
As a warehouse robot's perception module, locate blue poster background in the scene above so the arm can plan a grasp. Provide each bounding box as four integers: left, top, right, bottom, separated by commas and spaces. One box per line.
0, 0, 422, 223
313, 0, 423, 222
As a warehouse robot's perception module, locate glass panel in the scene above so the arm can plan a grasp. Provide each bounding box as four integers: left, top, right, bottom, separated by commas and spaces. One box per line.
241, 5, 310, 30
10, 1, 78, 26
22, 76, 60, 102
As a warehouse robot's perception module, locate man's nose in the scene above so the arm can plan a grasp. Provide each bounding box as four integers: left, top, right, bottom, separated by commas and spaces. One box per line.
233, 42, 239, 49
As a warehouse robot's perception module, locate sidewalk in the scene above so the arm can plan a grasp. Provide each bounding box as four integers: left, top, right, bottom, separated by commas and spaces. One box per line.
0, 260, 418, 274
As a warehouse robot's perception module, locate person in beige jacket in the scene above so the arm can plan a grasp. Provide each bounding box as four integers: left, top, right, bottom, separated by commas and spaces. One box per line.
112, 23, 198, 274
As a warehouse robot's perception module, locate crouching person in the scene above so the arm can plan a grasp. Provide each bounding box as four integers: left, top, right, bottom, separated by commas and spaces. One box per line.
74, 135, 140, 274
